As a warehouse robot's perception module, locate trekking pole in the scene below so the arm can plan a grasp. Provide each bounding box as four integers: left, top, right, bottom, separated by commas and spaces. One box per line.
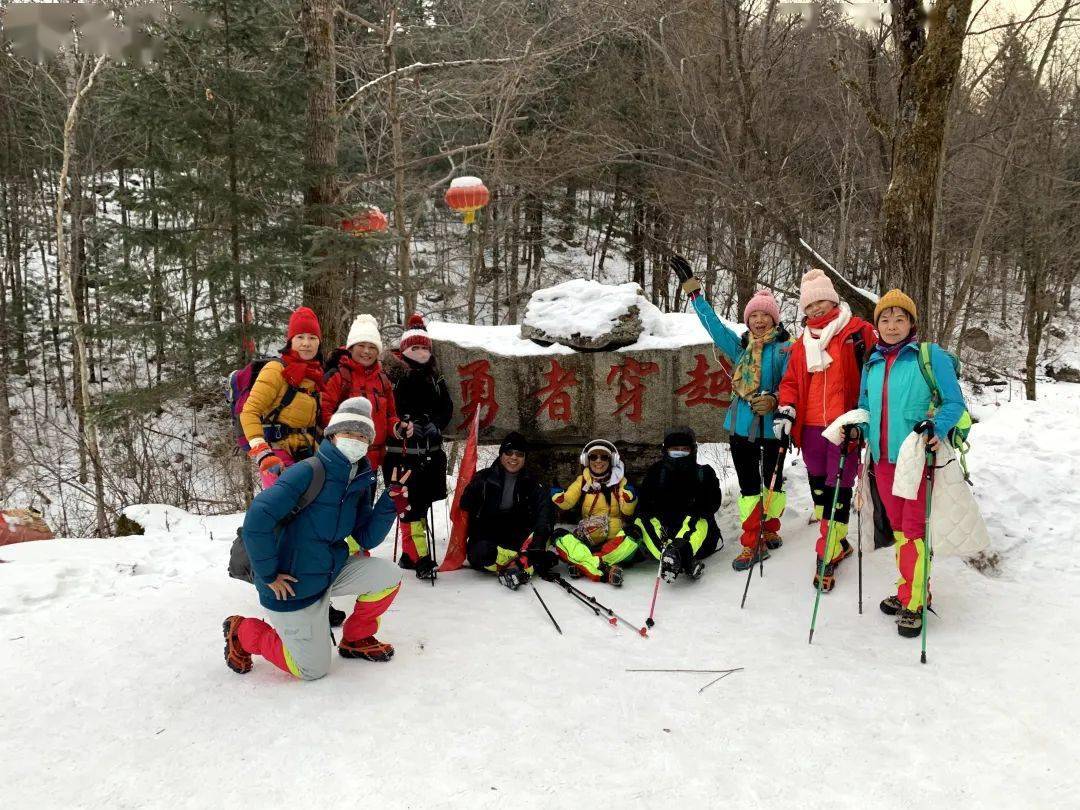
915, 421, 937, 664
741, 435, 789, 609
426, 505, 437, 587
643, 531, 670, 631
855, 447, 866, 616
552, 575, 646, 637
531, 583, 562, 634
809, 432, 854, 645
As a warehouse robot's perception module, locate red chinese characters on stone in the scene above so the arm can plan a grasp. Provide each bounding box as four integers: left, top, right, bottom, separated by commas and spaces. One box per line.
676, 353, 732, 408
457, 359, 499, 430
606, 357, 660, 423
530, 359, 579, 423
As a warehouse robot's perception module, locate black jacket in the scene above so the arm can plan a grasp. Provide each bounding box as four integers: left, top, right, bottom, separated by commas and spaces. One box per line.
384, 351, 453, 433
638, 454, 723, 533
460, 462, 553, 546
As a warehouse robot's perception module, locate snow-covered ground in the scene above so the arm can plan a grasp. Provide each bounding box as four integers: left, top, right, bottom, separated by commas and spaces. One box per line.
2, 382, 1078, 808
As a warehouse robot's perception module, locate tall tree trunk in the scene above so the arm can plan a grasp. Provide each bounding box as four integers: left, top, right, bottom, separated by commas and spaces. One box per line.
385, 7, 413, 315
223, 0, 249, 367
881, 0, 974, 324
299, 0, 344, 347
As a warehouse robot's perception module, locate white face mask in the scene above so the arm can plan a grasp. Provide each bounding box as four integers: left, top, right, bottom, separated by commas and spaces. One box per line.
335, 437, 369, 463
666, 450, 691, 459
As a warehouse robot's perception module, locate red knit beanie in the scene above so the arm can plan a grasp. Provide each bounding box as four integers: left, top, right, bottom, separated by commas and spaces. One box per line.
399, 313, 432, 351
287, 306, 322, 341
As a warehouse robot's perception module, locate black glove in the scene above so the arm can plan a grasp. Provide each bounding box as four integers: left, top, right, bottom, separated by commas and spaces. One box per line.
524, 548, 558, 577
843, 424, 863, 445
420, 423, 442, 444
669, 254, 694, 283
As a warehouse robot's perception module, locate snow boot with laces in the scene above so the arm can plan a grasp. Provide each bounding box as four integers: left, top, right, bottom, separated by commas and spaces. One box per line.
879, 595, 902, 616
812, 539, 854, 591
763, 530, 783, 551
339, 636, 395, 661
222, 616, 252, 674
897, 608, 923, 638
498, 561, 530, 591
600, 562, 624, 587
732, 546, 769, 572
660, 546, 682, 583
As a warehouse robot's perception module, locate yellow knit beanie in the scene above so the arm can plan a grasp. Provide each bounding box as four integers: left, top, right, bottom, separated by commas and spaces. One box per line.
874, 289, 917, 324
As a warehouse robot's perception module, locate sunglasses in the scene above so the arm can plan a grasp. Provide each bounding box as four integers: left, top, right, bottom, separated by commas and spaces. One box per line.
588, 452, 611, 462
503, 449, 525, 459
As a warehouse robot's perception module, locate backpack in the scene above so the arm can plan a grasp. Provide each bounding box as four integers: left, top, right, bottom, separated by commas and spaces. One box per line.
226, 357, 302, 451
228, 457, 326, 583
916, 342, 974, 477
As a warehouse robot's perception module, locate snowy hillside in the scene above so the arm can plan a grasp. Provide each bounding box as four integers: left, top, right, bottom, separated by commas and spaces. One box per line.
2, 379, 1078, 808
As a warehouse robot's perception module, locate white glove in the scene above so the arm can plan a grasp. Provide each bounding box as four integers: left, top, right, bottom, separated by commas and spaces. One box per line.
773, 406, 795, 441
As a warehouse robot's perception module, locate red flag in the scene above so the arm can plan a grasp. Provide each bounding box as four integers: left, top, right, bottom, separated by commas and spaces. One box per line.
439, 408, 479, 572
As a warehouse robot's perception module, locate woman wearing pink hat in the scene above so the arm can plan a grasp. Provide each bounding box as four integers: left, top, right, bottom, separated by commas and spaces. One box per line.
672, 256, 793, 572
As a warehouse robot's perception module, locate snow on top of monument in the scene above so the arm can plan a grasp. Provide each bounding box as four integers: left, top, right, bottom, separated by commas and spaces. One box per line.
524, 279, 656, 340
449, 175, 484, 188
426, 321, 575, 356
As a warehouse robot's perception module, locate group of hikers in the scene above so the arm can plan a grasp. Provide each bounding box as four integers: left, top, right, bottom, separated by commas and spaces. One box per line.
223, 258, 970, 681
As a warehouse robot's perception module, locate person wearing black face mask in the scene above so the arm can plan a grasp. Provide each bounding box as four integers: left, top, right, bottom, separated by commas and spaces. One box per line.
633, 427, 724, 582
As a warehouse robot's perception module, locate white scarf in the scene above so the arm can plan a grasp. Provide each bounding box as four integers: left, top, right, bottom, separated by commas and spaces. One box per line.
802, 303, 852, 373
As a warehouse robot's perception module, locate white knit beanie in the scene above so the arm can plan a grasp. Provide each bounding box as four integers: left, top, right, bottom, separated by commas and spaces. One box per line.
324, 397, 376, 442
345, 314, 383, 352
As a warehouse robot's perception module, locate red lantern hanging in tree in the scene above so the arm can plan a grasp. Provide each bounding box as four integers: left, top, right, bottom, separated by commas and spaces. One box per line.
341, 205, 389, 236
444, 176, 490, 225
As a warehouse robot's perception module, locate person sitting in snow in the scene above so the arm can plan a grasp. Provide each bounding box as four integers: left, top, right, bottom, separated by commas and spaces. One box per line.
383, 313, 454, 581
321, 313, 398, 481
634, 427, 723, 582
550, 439, 638, 587
774, 269, 877, 592
240, 306, 324, 489
462, 432, 556, 590
223, 397, 407, 680
854, 290, 968, 639
671, 255, 793, 572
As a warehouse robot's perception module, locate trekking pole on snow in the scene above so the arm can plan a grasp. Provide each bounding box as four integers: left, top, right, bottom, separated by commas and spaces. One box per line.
741, 433, 789, 609
426, 503, 438, 586
915, 420, 937, 664
855, 448, 866, 616
552, 575, 645, 636
809, 429, 857, 644
644, 532, 671, 631
531, 583, 562, 634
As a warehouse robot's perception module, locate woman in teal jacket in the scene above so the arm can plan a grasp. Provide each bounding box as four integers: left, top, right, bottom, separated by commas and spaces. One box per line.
856, 290, 967, 640
672, 256, 792, 571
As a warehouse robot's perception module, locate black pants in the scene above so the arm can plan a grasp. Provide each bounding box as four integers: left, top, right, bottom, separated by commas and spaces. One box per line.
383, 445, 447, 521
466, 527, 531, 571
729, 434, 786, 497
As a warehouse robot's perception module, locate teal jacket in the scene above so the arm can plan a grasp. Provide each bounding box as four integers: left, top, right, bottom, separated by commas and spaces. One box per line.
857, 341, 966, 464
690, 294, 791, 440
242, 440, 397, 611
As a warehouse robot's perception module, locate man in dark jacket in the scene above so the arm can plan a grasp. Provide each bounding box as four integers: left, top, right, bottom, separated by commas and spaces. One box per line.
634, 426, 723, 582
222, 397, 408, 681
462, 432, 555, 590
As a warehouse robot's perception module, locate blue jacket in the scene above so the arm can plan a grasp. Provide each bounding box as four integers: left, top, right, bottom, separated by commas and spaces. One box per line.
242, 440, 397, 611
857, 342, 966, 464
690, 295, 791, 439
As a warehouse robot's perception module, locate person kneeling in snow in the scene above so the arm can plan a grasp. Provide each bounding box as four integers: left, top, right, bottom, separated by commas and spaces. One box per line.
550, 440, 638, 587
461, 432, 556, 590
634, 427, 723, 582
223, 397, 407, 680
854, 290, 969, 639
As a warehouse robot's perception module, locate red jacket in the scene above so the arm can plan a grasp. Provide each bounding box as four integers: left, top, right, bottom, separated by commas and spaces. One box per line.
321, 352, 398, 469
778, 315, 876, 447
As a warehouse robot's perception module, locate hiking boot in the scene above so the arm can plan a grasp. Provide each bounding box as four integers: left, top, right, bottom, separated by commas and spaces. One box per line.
600, 562, 624, 587
328, 603, 346, 628
397, 554, 415, 571
498, 562, 529, 591
567, 565, 584, 580
897, 608, 923, 638
660, 547, 681, 583
688, 560, 705, 581
879, 595, 903, 616
732, 546, 769, 572
222, 616, 252, 675
763, 531, 783, 551
812, 560, 838, 592
415, 556, 437, 581
339, 636, 395, 661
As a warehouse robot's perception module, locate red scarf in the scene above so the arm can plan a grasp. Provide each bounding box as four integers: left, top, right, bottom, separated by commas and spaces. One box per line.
806, 306, 841, 332
281, 350, 324, 392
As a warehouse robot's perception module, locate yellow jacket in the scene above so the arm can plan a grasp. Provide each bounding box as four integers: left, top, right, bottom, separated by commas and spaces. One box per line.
239, 360, 320, 455
552, 469, 637, 545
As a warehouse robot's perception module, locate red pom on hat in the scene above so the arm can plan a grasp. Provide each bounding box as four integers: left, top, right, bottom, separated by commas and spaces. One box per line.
287, 306, 322, 341
400, 312, 432, 352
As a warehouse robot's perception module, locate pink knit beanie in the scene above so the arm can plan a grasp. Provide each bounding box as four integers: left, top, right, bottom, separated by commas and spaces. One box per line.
799, 269, 839, 312
743, 290, 781, 326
